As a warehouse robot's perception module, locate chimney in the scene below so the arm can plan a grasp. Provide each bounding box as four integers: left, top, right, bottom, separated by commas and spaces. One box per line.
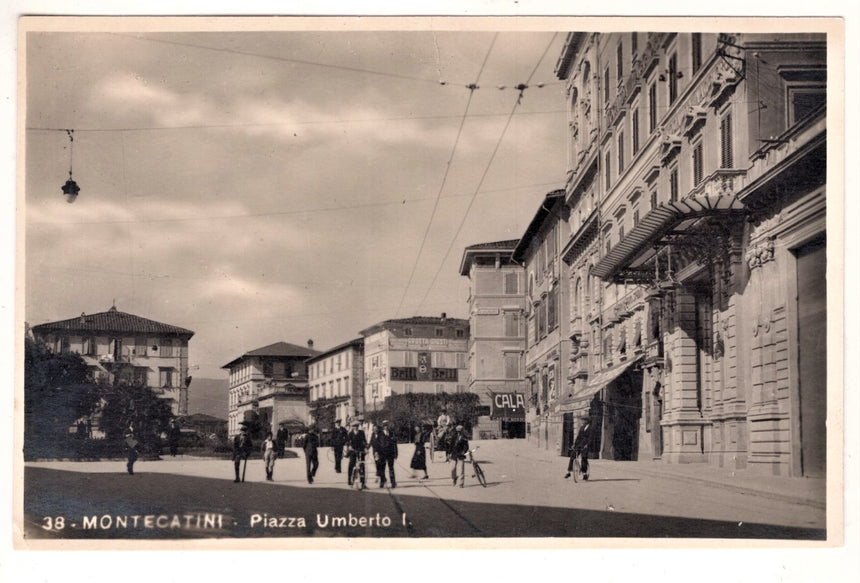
441, 312, 447, 321
307, 339, 314, 350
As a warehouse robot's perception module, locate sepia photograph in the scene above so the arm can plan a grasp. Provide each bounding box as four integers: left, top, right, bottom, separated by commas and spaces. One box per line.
13, 14, 843, 550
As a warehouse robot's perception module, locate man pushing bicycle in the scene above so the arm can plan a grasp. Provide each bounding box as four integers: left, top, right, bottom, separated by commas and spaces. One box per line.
565, 416, 592, 481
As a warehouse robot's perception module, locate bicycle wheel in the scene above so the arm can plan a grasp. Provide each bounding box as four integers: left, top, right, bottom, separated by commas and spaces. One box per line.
352, 465, 363, 490
474, 462, 487, 487
572, 455, 583, 482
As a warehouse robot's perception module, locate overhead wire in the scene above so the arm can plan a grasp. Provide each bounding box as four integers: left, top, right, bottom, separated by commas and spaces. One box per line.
414, 32, 561, 314
393, 32, 499, 318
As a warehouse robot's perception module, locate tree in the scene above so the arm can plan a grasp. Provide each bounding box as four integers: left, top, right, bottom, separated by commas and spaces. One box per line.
99, 382, 175, 452
24, 337, 101, 458
368, 392, 481, 442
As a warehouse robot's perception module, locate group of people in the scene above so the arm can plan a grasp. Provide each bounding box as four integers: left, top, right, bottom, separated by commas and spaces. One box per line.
229, 410, 477, 488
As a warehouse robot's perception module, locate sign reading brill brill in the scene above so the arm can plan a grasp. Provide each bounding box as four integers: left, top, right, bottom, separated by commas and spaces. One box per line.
490, 392, 526, 420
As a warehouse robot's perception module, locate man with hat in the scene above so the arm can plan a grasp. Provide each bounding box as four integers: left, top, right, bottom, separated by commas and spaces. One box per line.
345, 420, 368, 489
449, 425, 470, 488
371, 420, 398, 488
232, 422, 254, 483
331, 419, 349, 474
303, 426, 320, 484
565, 415, 592, 480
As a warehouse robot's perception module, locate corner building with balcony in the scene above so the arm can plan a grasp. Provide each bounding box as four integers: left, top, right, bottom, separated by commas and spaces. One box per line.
223, 341, 320, 438
31, 305, 194, 419
459, 240, 528, 439
359, 315, 469, 412
555, 31, 826, 476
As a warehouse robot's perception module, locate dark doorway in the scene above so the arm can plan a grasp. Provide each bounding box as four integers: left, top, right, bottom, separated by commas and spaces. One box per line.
501, 420, 526, 439
606, 371, 643, 461
796, 237, 826, 477
561, 412, 574, 456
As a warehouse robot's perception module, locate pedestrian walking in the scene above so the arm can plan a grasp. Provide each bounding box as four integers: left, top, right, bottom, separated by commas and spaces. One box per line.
565, 416, 592, 480
449, 425, 470, 488
331, 419, 348, 473
346, 420, 368, 488
261, 431, 277, 481
410, 424, 430, 480
369, 423, 384, 485
232, 422, 254, 483
168, 419, 180, 457
276, 425, 289, 457
372, 421, 398, 488
124, 427, 139, 475
303, 426, 320, 484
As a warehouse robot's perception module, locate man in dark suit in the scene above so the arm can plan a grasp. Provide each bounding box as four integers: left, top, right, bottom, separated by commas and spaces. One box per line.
303, 426, 320, 484
331, 419, 348, 473
346, 420, 368, 489
565, 416, 592, 480
372, 420, 399, 488
232, 423, 254, 483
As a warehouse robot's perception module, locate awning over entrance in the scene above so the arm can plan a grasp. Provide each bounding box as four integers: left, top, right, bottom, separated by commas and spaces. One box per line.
82, 356, 108, 372
591, 193, 745, 281
571, 355, 644, 402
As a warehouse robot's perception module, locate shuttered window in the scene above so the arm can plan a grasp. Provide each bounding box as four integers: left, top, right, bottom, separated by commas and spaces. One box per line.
720, 111, 734, 169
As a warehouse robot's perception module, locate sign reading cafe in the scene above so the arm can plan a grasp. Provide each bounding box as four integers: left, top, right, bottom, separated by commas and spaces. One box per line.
490, 392, 526, 420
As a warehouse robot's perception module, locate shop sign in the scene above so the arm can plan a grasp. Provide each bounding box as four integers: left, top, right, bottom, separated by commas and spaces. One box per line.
490, 392, 526, 420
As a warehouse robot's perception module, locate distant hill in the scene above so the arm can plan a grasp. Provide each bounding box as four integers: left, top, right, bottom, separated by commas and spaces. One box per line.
187, 377, 228, 419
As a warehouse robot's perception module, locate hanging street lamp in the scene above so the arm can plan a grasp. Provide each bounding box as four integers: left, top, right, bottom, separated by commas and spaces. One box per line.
61, 129, 80, 203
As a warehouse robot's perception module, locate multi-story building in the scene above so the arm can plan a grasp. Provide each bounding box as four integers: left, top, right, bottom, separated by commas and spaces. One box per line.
31, 305, 194, 416
459, 240, 528, 439
555, 32, 827, 476
223, 340, 320, 437
359, 315, 469, 412
512, 190, 572, 452
307, 338, 365, 425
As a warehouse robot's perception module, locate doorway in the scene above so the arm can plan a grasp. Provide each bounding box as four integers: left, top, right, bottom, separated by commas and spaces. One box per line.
795, 237, 826, 477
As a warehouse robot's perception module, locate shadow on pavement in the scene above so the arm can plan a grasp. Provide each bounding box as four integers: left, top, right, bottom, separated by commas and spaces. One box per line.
23, 467, 826, 541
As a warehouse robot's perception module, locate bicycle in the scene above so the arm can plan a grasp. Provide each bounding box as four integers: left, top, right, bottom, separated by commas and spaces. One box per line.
467, 447, 487, 488
567, 450, 588, 482
349, 450, 367, 491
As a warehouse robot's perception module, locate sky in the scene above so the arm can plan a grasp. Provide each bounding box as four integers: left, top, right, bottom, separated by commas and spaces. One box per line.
23, 25, 569, 379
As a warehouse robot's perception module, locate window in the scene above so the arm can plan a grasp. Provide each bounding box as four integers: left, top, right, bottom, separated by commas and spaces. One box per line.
405, 351, 415, 366
435, 328, 445, 337
789, 86, 826, 125
263, 361, 273, 376
649, 82, 658, 132
405, 383, 413, 394
456, 353, 467, 368
668, 53, 678, 105
631, 32, 638, 55
604, 150, 611, 190
617, 131, 625, 173
537, 301, 547, 339
434, 352, 447, 368
504, 354, 520, 379
504, 272, 518, 294
616, 41, 624, 79
619, 224, 625, 242
135, 337, 147, 357
693, 140, 704, 186
603, 335, 613, 362
84, 336, 97, 356
669, 166, 679, 202
456, 328, 465, 338
691, 33, 702, 75
633, 207, 640, 226
720, 110, 733, 169
159, 367, 174, 388
456, 385, 466, 394
632, 108, 640, 155
650, 190, 658, 210
604, 67, 611, 104
435, 384, 444, 395
404, 327, 413, 336
547, 288, 557, 332
505, 313, 520, 337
